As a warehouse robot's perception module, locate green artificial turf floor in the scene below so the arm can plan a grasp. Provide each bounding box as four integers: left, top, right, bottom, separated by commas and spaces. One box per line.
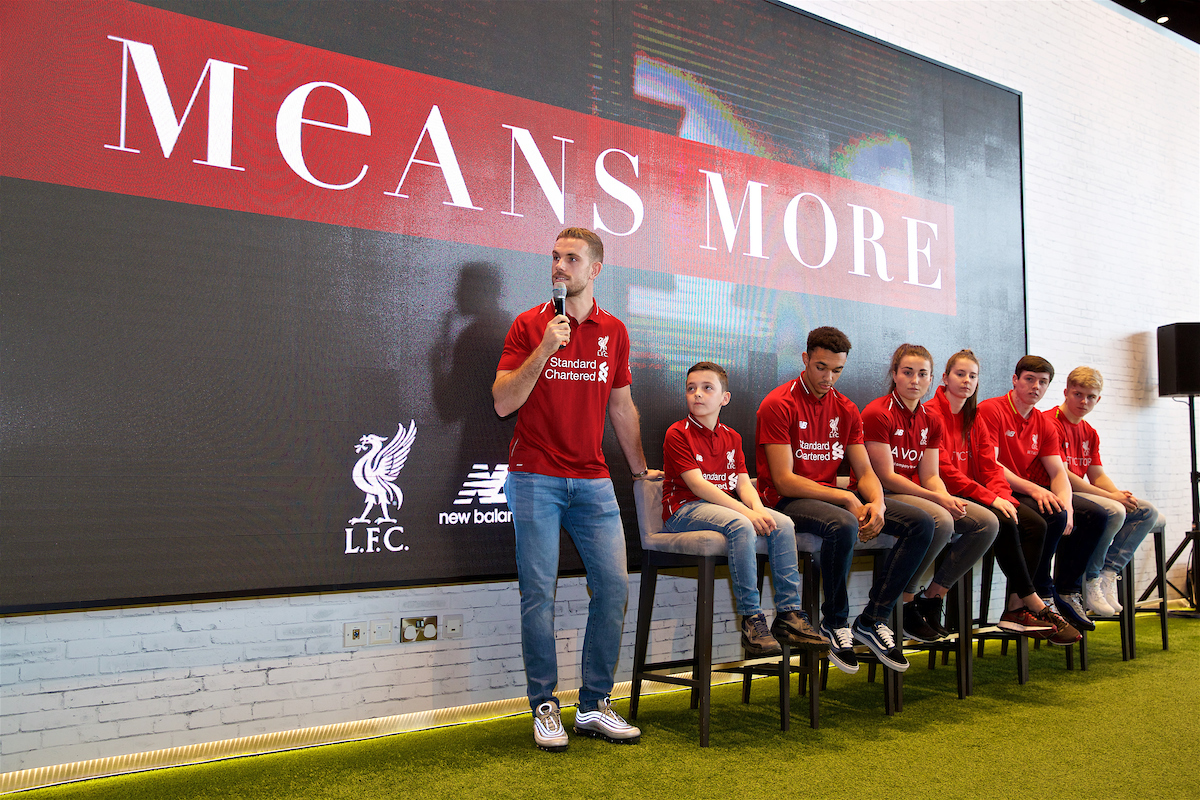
15, 617, 1200, 800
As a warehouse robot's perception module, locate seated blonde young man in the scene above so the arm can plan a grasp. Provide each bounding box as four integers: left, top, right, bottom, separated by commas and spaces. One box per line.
1046, 366, 1160, 615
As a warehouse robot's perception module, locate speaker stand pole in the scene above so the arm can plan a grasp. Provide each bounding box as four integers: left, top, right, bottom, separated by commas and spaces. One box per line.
1156, 394, 1200, 614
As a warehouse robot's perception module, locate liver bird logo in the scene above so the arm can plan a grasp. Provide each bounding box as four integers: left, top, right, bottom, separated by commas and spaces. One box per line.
349, 421, 417, 524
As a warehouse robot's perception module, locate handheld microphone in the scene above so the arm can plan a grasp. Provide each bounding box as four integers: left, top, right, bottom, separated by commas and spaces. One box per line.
552, 282, 567, 317
552, 283, 567, 348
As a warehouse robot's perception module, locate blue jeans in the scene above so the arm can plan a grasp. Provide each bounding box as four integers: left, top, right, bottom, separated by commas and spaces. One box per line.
1052, 499, 1109, 594
505, 471, 629, 713
778, 494, 934, 627
662, 501, 804, 617
1076, 495, 1160, 579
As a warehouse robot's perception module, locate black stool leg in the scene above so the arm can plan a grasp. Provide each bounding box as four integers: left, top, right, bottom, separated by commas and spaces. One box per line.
630, 563, 659, 719
695, 557, 716, 747
1016, 635, 1029, 684
890, 594, 904, 713
743, 556, 770, 705
953, 569, 973, 697
1156, 526, 1169, 651
1065, 629, 1088, 671
799, 550, 822, 729
779, 642, 791, 732
978, 548, 995, 658
1120, 560, 1133, 660
807, 646, 821, 729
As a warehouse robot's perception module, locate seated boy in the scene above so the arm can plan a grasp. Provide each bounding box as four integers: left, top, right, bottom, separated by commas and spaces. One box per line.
1047, 366, 1160, 615
661, 361, 823, 655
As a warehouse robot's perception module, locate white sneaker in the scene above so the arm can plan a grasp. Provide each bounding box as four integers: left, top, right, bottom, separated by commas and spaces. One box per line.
1100, 569, 1123, 613
573, 697, 640, 743
1085, 578, 1115, 616
533, 701, 568, 752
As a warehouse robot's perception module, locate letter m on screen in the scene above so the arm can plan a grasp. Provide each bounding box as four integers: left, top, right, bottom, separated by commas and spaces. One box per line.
105, 36, 246, 171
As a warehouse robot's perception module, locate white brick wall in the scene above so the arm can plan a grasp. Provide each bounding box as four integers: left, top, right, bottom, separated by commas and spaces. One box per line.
3, 0, 1198, 776
784, 0, 1198, 579
0, 576, 741, 771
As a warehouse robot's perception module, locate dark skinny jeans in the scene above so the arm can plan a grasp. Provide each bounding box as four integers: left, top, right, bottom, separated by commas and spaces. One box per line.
779, 494, 935, 628
986, 500, 1047, 601
1014, 494, 1069, 599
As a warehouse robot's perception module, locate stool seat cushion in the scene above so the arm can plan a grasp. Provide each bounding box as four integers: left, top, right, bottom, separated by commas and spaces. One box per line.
634, 480, 824, 555
853, 533, 897, 551
642, 527, 750, 557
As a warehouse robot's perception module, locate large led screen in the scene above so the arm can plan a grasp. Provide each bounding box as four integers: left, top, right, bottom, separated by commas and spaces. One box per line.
0, 0, 1026, 610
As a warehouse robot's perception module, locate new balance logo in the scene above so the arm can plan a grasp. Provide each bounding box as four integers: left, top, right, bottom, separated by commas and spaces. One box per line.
440, 464, 513, 526
454, 464, 509, 505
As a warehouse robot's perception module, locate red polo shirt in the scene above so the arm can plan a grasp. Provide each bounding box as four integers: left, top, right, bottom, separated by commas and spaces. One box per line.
1045, 407, 1102, 478
661, 416, 746, 520
926, 386, 1015, 505
861, 392, 944, 485
976, 391, 1061, 488
497, 299, 631, 478
755, 376, 864, 508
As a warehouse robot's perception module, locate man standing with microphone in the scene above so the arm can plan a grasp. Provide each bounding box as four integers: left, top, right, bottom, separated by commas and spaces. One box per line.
493, 227, 660, 752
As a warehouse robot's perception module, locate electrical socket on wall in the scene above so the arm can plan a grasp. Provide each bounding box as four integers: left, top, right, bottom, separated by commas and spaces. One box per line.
401, 616, 438, 642
444, 614, 464, 639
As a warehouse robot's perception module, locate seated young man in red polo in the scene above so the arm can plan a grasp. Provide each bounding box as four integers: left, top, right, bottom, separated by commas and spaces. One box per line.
756, 326, 935, 674
1046, 366, 1161, 616
976, 355, 1102, 639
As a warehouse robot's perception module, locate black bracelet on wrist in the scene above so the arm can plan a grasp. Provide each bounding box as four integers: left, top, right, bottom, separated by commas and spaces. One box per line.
632, 469, 649, 479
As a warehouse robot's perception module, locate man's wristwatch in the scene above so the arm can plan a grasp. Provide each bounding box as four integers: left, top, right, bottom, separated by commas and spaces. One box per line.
632, 469, 649, 479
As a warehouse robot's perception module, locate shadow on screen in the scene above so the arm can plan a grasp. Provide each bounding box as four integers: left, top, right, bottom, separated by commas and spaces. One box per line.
429, 261, 515, 495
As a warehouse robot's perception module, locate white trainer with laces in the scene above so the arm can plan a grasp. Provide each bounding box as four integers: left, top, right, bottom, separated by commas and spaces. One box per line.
1099, 570, 1124, 613
573, 697, 640, 743
1085, 578, 1116, 616
533, 701, 568, 752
